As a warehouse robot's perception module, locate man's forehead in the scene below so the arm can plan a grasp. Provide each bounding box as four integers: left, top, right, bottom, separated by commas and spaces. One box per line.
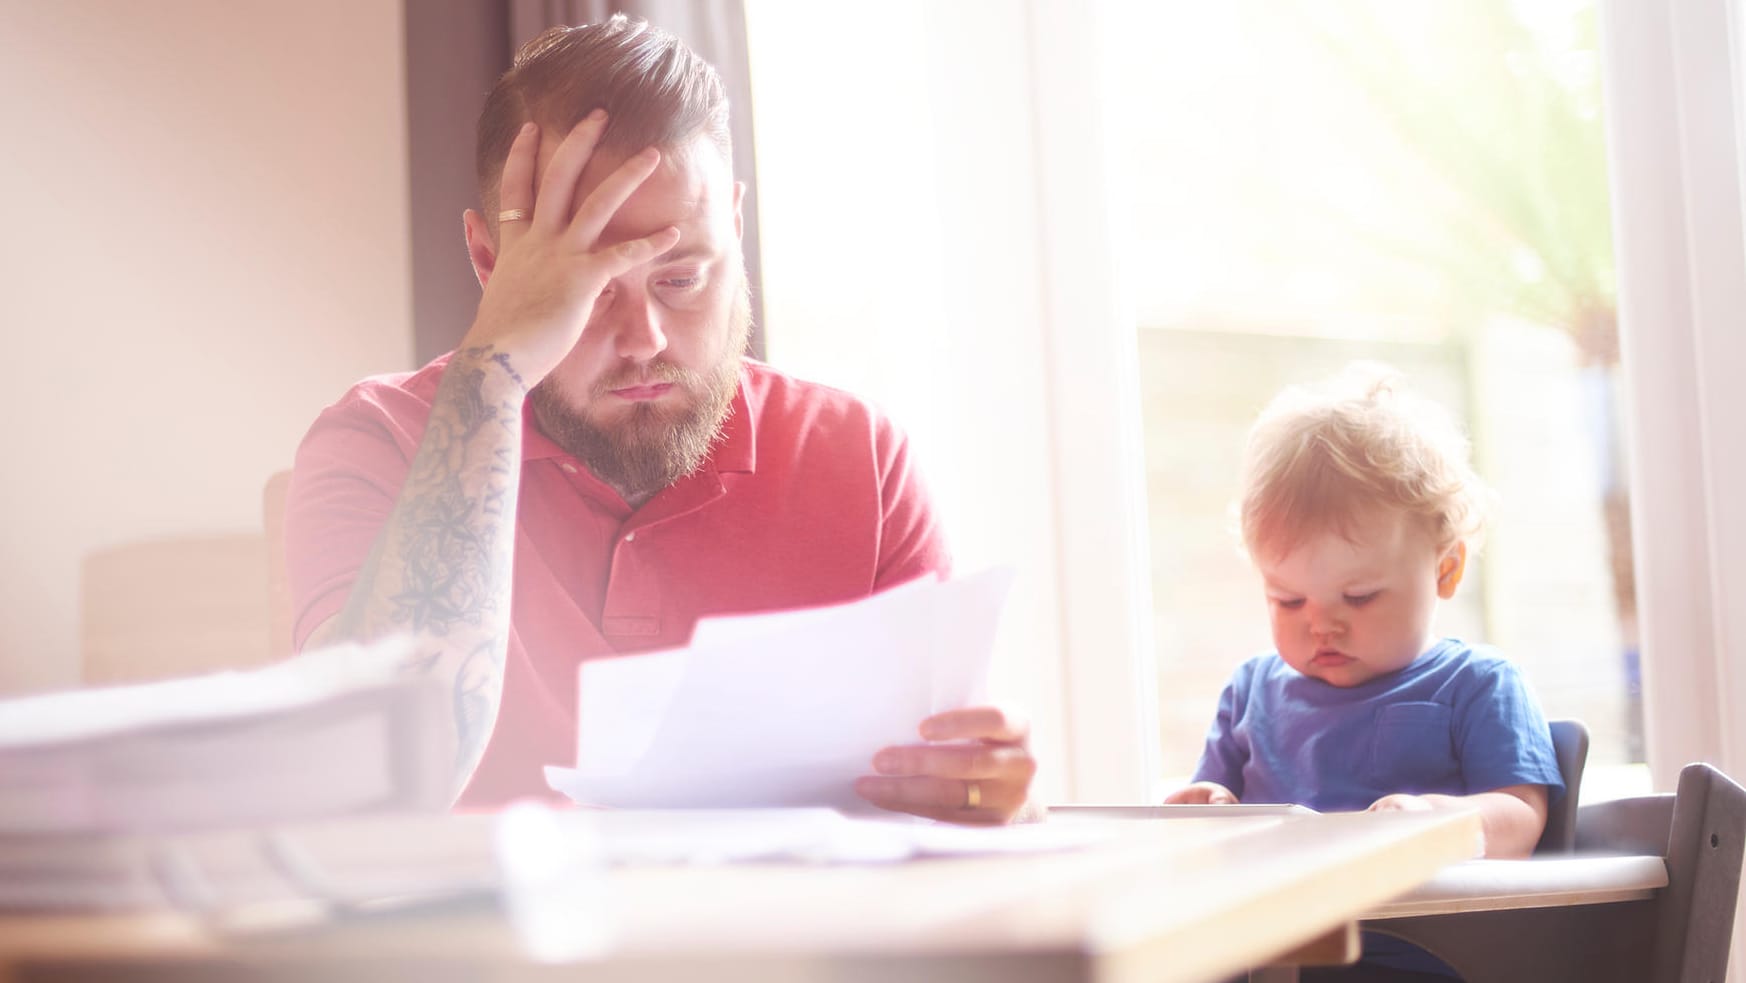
532, 132, 726, 195
529, 134, 730, 243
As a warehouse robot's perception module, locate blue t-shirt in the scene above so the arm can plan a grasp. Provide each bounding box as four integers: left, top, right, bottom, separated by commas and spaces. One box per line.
1191, 638, 1564, 811
1190, 638, 1565, 978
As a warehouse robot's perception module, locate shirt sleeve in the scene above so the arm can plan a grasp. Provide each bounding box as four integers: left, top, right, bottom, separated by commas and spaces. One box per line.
872, 422, 952, 589
282, 389, 419, 652
1453, 658, 1566, 800
1190, 668, 1251, 797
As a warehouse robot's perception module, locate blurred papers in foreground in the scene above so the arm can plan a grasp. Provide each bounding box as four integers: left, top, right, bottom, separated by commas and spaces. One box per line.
0, 639, 448, 835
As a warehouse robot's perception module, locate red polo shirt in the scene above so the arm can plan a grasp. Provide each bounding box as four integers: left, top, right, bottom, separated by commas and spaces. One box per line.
285, 354, 951, 808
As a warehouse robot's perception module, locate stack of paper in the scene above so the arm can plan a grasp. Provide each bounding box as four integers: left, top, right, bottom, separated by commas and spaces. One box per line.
0, 810, 496, 915
546, 567, 1014, 811
0, 640, 450, 837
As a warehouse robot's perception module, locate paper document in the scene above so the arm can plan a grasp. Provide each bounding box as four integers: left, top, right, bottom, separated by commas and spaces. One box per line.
0, 639, 449, 835
546, 567, 1014, 810
0, 640, 412, 749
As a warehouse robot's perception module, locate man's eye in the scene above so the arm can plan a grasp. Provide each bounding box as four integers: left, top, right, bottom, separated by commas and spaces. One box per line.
1344, 591, 1380, 606
1274, 598, 1305, 610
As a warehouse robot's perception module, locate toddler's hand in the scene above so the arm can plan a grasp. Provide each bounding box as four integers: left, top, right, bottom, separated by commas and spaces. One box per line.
1367, 793, 1434, 813
1164, 781, 1239, 805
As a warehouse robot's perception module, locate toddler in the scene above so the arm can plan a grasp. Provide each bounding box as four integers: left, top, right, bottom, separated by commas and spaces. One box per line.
1167, 364, 1564, 978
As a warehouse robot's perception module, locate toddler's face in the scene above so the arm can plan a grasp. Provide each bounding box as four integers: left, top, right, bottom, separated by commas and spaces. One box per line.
1254, 509, 1463, 688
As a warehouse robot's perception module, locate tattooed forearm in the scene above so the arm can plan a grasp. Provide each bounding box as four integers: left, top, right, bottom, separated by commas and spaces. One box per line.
326, 345, 527, 798
488, 349, 526, 392
380, 356, 521, 635
398, 648, 443, 676
451, 637, 502, 795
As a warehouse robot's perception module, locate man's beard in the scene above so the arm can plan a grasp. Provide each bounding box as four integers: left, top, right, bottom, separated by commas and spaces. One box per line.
529, 282, 752, 504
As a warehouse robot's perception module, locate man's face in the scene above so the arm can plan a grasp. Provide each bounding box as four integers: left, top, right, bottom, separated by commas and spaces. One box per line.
524, 134, 749, 503
1254, 508, 1458, 688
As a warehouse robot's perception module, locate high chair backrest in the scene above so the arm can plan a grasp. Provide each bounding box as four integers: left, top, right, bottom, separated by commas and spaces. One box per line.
1536, 718, 1591, 853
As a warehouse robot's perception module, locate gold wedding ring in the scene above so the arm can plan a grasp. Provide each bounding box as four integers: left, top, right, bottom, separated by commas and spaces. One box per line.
964, 780, 982, 810
498, 208, 532, 223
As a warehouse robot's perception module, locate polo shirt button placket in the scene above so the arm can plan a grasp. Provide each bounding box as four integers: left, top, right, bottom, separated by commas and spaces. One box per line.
603, 527, 658, 639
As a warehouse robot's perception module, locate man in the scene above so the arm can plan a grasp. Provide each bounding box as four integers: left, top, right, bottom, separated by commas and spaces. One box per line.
286, 16, 1036, 823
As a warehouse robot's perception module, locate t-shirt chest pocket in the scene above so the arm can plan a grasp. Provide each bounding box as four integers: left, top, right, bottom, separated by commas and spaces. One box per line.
1369, 701, 1462, 794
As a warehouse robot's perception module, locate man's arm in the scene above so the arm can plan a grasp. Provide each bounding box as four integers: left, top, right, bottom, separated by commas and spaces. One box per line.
304, 113, 679, 798
304, 346, 529, 796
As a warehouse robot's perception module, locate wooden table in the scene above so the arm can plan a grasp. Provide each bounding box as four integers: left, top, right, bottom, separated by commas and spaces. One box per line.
0, 809, 1482, 983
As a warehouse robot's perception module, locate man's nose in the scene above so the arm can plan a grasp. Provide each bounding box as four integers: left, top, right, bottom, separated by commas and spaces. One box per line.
609, 290, 668, 362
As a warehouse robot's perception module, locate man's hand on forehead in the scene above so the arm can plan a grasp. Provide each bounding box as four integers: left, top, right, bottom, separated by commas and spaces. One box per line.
461, 110, 679, 388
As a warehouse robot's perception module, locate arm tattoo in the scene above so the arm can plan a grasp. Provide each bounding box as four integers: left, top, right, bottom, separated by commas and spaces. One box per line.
383, 352, 523, 636
452, 636, 504, 790
397, 648, 443, 676
489, 349, 526, 392
334, 344, 525, 791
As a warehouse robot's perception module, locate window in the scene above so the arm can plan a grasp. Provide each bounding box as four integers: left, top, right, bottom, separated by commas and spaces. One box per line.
1111, 0, 1643, 794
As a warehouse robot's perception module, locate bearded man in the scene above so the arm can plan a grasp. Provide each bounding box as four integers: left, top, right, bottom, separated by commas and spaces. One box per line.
284, 16, 1037, 824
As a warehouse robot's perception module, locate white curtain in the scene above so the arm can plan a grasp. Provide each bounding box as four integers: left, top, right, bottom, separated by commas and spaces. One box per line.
1601, 0, 1746, 972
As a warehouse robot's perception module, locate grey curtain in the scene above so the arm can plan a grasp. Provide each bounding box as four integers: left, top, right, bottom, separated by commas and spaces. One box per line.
405, 0, 765, 364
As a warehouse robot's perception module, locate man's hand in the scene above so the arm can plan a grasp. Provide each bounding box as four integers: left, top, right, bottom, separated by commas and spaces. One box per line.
466, 112, 681, 385
854, 707, 1038, 824
1164, 781, 1239, 805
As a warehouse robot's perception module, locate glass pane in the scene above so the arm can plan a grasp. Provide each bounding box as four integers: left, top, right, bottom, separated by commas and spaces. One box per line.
1113, 0, 1641, 794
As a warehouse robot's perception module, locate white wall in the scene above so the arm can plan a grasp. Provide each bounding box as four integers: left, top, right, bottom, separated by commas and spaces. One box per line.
0, 0, 412, 693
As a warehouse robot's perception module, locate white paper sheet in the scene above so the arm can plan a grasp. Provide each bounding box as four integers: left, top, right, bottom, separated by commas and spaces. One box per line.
0, 638, 414, 749
545, 567, 1015, 811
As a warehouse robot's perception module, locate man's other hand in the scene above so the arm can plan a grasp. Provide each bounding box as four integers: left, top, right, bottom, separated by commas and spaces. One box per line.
854, 706, 1038, 824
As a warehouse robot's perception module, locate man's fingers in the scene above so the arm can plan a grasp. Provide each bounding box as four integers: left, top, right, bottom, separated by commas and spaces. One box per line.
853, 775, 1010, 824
591, 226, 681, 282
872, 742, 1035, 783
919, 706, 1029, 744
569, 146, 663, 246
533, 109, 609, 232
496, 121, 541, 247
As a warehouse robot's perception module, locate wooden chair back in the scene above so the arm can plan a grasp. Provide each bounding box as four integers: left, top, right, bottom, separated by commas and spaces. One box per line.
80, 534, 272, 684
263, 468, 293, 658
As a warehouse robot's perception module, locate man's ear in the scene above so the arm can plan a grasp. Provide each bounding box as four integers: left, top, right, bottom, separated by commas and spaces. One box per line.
732, 180, 745, 241
462, 208, 497, 289
1436, 541, 1468, 599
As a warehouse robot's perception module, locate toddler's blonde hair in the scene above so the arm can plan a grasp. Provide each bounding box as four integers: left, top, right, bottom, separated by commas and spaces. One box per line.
1238, 362, 1491, 559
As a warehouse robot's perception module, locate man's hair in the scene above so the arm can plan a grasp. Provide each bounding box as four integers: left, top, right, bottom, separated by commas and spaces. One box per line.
1238, 361, 1491, 558
476, 14, 732, 220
